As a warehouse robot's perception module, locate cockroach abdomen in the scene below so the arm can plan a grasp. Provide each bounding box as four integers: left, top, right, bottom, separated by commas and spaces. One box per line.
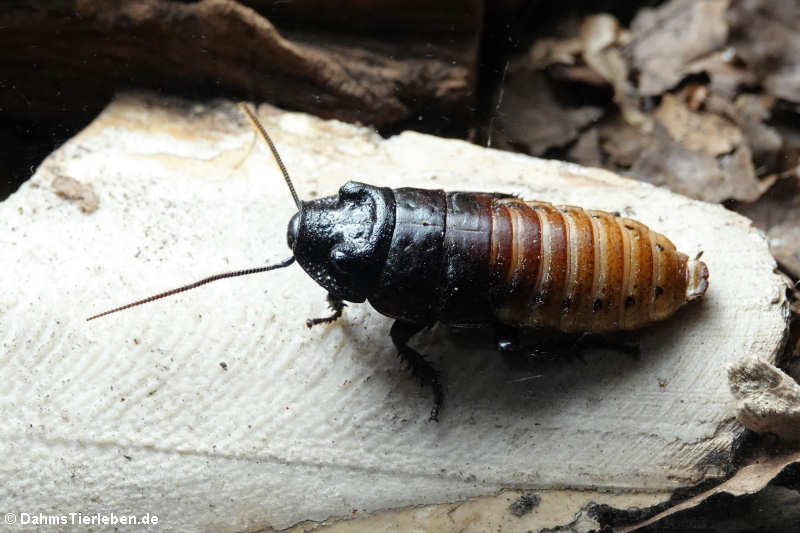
488, 198, 708, 333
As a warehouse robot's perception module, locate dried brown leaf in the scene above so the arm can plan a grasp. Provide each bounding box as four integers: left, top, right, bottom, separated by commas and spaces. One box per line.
568, 127, 603, 167
728, 0, 800, 103
580, 14, 622, 54
529, 15, 630, 85
735, 175, 800, 278
528, 36, 583, 70
490, 67, 603, 155
769, 223, 800, 279
704, 93, 783, 170
616, 451, 800, 533
599, 118, 648, 168
627, 123, 730, 202
572, 92, 773, 203
654, 93, 742, 156
609, 121, 767, 203
682, 48, 758, 98
583, 34, 642, 126
629, 0, 730, 96
524, 13, 646, 127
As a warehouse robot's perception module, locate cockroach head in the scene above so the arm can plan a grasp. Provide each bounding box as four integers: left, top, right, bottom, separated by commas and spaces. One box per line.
288, 181, 395, 302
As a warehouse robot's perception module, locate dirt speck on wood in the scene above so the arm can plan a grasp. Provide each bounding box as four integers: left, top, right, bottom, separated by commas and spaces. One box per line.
51, 175, 99, 213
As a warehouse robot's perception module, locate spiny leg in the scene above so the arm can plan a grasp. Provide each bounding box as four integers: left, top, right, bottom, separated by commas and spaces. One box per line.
306, 293, 346, 328
390, 320, 443, 422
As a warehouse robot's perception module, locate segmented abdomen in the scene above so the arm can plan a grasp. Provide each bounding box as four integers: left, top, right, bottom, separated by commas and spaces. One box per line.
489, 198, 708, 333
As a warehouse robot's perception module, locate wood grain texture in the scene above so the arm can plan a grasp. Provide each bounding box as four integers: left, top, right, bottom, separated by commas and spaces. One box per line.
0, 93, 789, 532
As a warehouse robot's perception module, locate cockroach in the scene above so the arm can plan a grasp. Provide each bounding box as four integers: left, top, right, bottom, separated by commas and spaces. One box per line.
89, 103, 709, 421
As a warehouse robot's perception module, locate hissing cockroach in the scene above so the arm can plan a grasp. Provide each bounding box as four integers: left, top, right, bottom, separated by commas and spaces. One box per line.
89, 103, 709, 421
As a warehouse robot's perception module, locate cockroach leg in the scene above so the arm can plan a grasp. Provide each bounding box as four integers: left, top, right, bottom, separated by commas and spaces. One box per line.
494, 324, 564, 359
494, 324, 567, 371
494, 323, 522, 353
390, 320, 443, 422
572, 334, 640, 358
306, 293, 346, 328
495, 326, 640, 372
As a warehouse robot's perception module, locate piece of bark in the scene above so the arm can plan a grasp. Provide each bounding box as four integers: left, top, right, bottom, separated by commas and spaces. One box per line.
249, 0, 479, 33
0, 93, 789, 532
729, 357, 800, 443
0, 0, 478, 127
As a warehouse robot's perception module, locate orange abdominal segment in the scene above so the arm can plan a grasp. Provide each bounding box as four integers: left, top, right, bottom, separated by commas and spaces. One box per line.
489, 199, 706, 333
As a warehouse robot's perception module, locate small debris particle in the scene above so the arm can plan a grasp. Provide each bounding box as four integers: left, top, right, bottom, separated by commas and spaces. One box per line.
133, 338, 139, 345
51, 175, 99, 213
509, 492, 541, 517
123, 455, 132, 460
219, 361, 228, 371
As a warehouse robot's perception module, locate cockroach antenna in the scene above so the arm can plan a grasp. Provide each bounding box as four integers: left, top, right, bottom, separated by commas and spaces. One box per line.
237, 102, 303, 211
86, 258, 295, 321
86, 103, 301, 321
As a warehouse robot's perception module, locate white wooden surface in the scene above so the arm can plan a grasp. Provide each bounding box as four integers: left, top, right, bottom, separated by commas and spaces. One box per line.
0, 93, 789, 532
